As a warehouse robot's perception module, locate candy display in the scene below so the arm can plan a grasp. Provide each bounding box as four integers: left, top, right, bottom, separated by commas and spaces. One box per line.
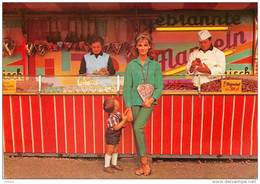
41, 76, 118, 94
16, 80, 52, 93
163, 77, 257, 93
163, 80, 195, 91
201, 77, 258, 92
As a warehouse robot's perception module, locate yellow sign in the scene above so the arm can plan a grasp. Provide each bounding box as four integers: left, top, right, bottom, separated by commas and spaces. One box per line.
3, 80, 16, 93
221, 80, 242, 93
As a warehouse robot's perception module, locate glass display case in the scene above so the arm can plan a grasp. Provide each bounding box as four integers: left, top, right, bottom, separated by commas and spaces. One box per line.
3, 76, 39, 94
2, 74, 257, 94
3, 75, 124, 94
163, 74, 257, 94
41, 75, 123, 94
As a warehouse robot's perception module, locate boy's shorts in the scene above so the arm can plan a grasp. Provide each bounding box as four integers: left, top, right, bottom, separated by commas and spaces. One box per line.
105, 128, 121, 145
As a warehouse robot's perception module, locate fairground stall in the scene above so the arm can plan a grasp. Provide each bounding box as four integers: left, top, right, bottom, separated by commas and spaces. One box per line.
3, 3, 257, 159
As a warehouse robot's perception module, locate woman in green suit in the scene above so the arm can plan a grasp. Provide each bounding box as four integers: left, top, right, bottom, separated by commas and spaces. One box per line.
123, 32, 163, 176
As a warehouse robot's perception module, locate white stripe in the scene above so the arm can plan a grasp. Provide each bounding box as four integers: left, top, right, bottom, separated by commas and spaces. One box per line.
92, 96, 96, 153
151, 112, 154, 154
102, 96, 105, 153
83, 96, 86, 154
63, 96, 68, 153
19, 96, 25, 152
121, 99, 124, 154
39, 96, 44, 153
190, 96, 194, 155
73, 96, 77, 153
200, 96, 204, 155
9, 96, 16, 152
53, 96, 58, 153
250, 96, 256, 156
230, 96, 236, 155
240, 95, 246, 155
180, 96, 184, 155
210, 96, 215, 155
161, 96, 164, 154
220, 96, 226, 155
170, 96, 173, 154
29, 96, 35, 153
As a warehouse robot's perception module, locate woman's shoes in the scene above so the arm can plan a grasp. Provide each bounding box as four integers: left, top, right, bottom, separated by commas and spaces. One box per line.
135, 166, 144, 176
135, 156, 151, 176
143, 163, 151, 176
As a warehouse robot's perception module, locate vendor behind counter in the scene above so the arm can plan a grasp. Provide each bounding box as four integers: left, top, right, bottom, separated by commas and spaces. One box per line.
79, 35, 115, 76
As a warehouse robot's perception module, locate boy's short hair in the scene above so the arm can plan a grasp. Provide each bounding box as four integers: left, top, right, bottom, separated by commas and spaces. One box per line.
103, 98, 114, 113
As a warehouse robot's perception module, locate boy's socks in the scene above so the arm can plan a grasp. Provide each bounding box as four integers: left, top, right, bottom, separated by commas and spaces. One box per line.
105, 154, 112, 168
111, 153, 118, 166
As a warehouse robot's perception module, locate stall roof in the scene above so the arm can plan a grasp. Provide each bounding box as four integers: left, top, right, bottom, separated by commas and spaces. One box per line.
3, 2, 257, 14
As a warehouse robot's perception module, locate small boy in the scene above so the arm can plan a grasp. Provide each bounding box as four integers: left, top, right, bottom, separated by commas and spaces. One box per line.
103, 97, 127, 173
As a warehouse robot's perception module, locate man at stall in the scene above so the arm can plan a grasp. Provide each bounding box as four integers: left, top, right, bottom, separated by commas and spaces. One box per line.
79, 35, 115, 75
186, 30, 226, 88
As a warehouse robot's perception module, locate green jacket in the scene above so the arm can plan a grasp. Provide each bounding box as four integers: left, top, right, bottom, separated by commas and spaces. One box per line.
123, 57, 163, 108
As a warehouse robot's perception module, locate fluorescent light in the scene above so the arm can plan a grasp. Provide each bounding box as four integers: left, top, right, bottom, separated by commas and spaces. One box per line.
155, 27, 229, 31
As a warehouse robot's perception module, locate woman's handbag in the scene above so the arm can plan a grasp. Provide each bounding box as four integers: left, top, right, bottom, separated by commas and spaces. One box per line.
137, 62, 154, 102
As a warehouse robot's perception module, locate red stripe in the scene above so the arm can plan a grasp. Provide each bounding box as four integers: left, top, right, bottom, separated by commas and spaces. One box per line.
3, 96, 13, 152
94, 96, 104, 154
231, 96, 244, 155
229, 56, 252, 64
30, 96, 42, 153
74, 96, 85, 154
28, 56, 36, 76
212, 96, 224, 155
222, 96, 233, 155
152, 98, 162, 154
55, 96, 66, 153
21, 39, 27, 75
6, 60, 24, 66
122, 99, 133, 154
202, 96, 213, 155
103, 103, 109, 152
64, 96, 75, 153
21, 96, 32, 153
162, 96, 172, 154
182, 95, 192, 155
242, 96, 254, 156
192, 96, 202, 155
84, 96, 94, 154
41, 96, 56, 153
172, 95, 182, 155
71, 53, 85, 61
252, 96, 257, 156
11, 96, 23, 152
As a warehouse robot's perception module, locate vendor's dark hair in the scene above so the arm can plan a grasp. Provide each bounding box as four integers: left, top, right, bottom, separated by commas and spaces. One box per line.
103, 98, 114, 113
90, 35, 104, 46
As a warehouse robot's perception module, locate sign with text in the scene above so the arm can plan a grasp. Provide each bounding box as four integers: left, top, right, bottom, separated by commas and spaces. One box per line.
221, 79, 242, 93
3, 80, 16, 93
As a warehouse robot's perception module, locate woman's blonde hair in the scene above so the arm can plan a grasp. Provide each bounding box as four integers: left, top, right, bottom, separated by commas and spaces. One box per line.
135, 32, 153, 57
135, 32, 152, 46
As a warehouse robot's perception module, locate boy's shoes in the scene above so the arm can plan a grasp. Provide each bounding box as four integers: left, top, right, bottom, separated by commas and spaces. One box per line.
111, 164, 123, 171
103, 166, 115, 173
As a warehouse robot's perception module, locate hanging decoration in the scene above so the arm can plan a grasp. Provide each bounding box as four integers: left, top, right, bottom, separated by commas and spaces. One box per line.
3, 37, 16, 57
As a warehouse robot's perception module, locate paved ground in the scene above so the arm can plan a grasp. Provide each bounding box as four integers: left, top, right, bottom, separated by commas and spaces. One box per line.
3, 154, 257, 179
